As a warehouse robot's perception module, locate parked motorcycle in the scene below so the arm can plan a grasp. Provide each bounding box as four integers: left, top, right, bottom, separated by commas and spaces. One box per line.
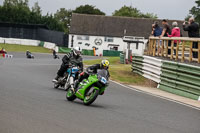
66, 69, 109, 106
53, 65, 80, 90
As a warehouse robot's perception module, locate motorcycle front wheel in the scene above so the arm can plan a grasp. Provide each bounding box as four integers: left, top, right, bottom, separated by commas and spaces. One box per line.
83, 87, 99, 106
66, 89, 76, 101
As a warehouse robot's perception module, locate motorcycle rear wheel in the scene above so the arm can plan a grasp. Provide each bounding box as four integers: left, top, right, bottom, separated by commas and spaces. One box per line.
83, 87, 99, 106
54, 83, 59, 88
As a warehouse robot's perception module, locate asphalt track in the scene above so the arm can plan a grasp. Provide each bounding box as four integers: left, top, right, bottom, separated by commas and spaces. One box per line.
0, 53, 200, 133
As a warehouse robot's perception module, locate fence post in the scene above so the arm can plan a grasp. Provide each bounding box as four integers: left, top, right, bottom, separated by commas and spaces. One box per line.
181, 41, 185, 62
198, 42, 200, 63
189, 42, 193, 62
153, 40, 156, 56
149, 39, 152, 55
166, 40, 168, 57
161, 40, 164, 57
176, 41, 179, 61
170, 41, 174, 59
148, 39, 151, 55
157, 40, 160, 56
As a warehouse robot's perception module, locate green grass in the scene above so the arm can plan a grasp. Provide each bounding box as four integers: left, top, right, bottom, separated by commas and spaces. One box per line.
84, 57, 119, 65
84, 57, 156, 86
0, 43, 52, 53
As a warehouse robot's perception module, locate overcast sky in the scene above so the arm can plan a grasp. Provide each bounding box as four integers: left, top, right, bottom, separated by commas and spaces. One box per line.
0, 0, 197, 20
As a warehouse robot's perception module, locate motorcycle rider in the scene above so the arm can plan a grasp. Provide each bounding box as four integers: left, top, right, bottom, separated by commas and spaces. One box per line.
74, 59, 110, 92
52, 46, 83, 83
26, 50, 33, 58
53, 49, 59, 59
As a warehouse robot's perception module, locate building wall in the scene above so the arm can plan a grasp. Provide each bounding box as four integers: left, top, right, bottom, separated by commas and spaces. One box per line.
68, 34, 127, 56
69, 34, 148, 56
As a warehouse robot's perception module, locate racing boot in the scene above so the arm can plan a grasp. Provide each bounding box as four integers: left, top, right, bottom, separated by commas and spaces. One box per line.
52, 75, 59, 83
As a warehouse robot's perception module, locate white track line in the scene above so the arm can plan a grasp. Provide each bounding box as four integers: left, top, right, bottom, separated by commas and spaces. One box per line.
110, 80, 200, 111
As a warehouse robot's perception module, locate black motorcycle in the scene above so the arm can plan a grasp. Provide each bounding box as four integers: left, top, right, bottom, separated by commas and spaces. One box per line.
26, 53, 34, 59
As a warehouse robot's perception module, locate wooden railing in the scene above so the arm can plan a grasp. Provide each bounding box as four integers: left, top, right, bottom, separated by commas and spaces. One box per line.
147, 36, 200, 63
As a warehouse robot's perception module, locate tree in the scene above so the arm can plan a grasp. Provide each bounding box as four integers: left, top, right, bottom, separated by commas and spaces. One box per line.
112, 5, 157, 19
73, 5, 105, 15
32, 2, 41, 16
0, 0, 65, 32
1, 0, 31, 23
188, 0, 200, 24
54, 8, 72, 33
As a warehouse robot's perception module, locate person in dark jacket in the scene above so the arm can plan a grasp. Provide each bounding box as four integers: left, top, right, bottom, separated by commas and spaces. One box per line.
160, 19, 172, 55
183, 17, 199, 58
151, 21, 163, 53
151, 21, 162, 37
53, 49, 59, 59
26, 50, 34, 59
52, 46, 83, 82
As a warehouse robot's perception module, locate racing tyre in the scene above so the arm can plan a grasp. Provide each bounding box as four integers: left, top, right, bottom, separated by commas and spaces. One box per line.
54, 83, 59, 89
66, 89, 76, 101
83, 87, 99, 106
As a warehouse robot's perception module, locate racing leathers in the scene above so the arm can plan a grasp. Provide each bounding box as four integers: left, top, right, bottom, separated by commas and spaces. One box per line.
74, 64, 110, 91
54, 51, 83, 81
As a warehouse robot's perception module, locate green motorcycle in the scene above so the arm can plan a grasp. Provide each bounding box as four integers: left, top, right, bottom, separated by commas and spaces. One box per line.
66, 69, 109, 106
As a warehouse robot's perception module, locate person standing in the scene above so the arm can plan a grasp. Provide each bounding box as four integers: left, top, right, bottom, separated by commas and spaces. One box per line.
160, 19, 172, 55
151, 21, 163, 53
160, 19, 171, 55
53, 49, 59, 59
183, 17, 199, 58
167, 21, 181, 55
151, 21, 163, 37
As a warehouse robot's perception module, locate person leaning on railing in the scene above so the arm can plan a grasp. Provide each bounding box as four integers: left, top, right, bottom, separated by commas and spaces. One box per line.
183, 17, 199, 58
167, 21, 181, 55
160, 19, 172, 55
151, 21, 163, 53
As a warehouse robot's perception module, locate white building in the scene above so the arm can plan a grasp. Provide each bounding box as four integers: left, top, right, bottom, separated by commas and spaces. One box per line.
68, 34, 128, 56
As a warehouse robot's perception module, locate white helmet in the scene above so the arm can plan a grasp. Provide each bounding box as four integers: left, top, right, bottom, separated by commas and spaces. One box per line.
73, 46, 82, 56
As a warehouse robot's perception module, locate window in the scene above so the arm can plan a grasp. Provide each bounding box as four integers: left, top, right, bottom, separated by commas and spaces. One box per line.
110, 46, 118, 51
136, 43, 139, 49
104, 37, 113, 42
77, 35, 89, 40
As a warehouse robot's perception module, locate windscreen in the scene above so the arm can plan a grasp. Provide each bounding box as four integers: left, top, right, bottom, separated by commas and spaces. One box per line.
97, 69, 109, 80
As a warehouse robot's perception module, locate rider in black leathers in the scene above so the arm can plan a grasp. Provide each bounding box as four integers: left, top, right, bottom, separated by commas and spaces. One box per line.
52, 47, 83, 82
26, 50, 34, 58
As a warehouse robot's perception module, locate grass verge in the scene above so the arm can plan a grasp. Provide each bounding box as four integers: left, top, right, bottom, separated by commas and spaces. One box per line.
84, 57, 157, 87
0, 43, 51, 53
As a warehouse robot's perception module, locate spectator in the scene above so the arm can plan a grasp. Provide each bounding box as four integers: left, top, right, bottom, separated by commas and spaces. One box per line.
183, 17, 199, 58
53, 49, 59, 59
167, 21, 181, 55
151, 21, 163, 37
151, 21, 163, 53
0, 48, 7, 54
160, 19, 172, 55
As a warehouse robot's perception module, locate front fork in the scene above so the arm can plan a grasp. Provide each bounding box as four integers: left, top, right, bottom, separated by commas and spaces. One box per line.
69, 76, 74, 89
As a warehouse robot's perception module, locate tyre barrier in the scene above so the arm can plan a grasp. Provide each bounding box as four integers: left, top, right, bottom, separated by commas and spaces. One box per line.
132, 55, 200, 101
0, 37, 58, 52
120, 53, 125, 64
